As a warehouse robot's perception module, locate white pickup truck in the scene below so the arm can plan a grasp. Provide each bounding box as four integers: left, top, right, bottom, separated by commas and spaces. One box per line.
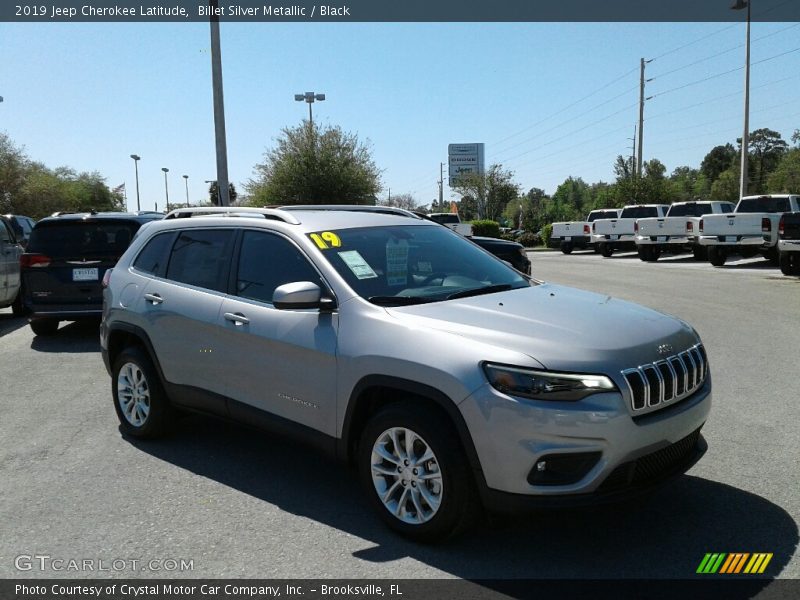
698, 194, 800, 266
635, 200, 735, 262
592, 204, 669, 257
550, 208, 621, 254
427, 212, 474, 237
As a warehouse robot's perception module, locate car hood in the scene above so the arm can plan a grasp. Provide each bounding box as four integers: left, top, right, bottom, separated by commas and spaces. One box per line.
386, 283, 699, 374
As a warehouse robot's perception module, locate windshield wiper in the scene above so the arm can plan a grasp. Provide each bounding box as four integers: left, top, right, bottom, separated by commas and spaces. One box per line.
445, 283, 514, 300
368, 295, 434, 306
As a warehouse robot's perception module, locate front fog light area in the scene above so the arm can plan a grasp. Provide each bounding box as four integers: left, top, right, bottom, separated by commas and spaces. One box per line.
483, 363, 616, 402
527, 452, 602, 485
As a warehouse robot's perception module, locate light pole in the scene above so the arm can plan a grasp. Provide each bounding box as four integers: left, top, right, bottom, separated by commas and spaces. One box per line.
294, 91, 325, 126
161, 167, 170, 213
183, 175, 189, 206
732, 0, 751, 199
130, 154, 141, 212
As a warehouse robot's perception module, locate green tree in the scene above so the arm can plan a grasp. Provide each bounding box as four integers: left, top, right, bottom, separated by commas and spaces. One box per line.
740, 128, 788, 194
700, 144, 737, 183
767, 149, 800, 193
792, 129, 800, 147
710, 168, 740, 203
245, 121, 381, 205
208, 181, 238, 205
0, 133, 30, 212
452, 164, 520, 221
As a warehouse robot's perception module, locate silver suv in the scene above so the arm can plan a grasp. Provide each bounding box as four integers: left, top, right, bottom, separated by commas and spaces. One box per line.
101, 206, 711, 541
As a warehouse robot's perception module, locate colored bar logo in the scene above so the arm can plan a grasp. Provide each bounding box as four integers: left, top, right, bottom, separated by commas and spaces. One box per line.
697, 553, 773, 574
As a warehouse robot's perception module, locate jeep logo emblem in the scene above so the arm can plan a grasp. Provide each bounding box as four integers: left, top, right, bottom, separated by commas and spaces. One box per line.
657, 344, 674, 356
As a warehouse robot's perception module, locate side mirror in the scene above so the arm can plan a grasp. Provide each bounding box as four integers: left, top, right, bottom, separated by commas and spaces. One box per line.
273, 281, 336, 311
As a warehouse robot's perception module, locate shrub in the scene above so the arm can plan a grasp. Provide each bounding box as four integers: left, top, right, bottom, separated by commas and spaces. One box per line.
541, 223, 553, 245
469, 219, 502, 238
517, 232, 540, 248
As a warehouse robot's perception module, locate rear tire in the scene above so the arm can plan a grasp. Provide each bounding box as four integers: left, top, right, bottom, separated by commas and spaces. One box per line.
358, 402, 480, 543
740, 247, 758, 259
692, 246, 707, 261
30, 318, 59, 336
708, 246, 727, 267
112, 346, 174, 439
599, 243, 614, 258
780, 251, 800, 276
560, 242, 573, 255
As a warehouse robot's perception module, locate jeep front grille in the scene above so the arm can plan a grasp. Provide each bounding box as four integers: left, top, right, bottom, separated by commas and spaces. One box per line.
622, 344, 708, 413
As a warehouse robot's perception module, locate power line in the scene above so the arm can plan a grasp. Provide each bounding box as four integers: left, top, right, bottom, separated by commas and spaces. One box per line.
650, 46, 800, 100
489, 66, 638, 148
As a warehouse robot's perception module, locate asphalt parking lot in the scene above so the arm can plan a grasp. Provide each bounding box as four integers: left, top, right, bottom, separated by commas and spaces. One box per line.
1, 248, 798, 583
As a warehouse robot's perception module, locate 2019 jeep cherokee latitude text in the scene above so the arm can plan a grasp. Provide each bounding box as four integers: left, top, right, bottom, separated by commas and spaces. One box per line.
100, 206, 711, 541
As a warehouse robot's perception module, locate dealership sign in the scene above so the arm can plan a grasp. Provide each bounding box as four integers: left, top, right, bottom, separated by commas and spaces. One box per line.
448, 143, 485, 187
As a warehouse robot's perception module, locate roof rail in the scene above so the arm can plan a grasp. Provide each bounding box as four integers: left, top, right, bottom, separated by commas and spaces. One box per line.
164, 206, 300, 225
278, 205, 422, 220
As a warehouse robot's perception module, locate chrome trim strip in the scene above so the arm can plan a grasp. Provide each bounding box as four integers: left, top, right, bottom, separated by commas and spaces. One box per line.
623, 344, 706, 413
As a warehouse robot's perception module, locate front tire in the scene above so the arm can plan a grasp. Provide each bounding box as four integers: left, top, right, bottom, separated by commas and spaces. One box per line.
358, 403, 479, 542
780, 251, 800, 276
708, 246, 727, 267
112, 346, 173, 439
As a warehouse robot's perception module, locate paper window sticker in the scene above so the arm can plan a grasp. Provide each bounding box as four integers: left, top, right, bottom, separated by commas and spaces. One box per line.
338, 250, 378, 280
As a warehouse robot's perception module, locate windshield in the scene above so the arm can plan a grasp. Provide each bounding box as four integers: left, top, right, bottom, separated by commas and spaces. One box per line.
737, 197, 791, 213
27, 220, 140, 258
666, 203, 714, 217
428, 214, 460, 225
620, 207, 658, 219
588, 210, 619, 222
312, 225, 531, 305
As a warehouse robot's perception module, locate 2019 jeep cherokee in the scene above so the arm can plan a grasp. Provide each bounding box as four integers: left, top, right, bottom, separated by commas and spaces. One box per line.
101, 205, 711, 541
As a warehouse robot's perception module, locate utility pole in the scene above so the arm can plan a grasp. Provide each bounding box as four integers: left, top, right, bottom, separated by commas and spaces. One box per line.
629, 125, 637, 176
637, 58, 646, 178
438, 162, 444, 211
209, 0, 230, 206
732, 0, 751, 199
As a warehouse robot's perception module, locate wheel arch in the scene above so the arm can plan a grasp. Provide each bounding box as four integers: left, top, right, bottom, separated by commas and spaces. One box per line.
107, 322, 167, 384
339, 375, 486, 486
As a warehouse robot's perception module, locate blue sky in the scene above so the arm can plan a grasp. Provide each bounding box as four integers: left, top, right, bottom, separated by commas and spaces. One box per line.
1, 20, 799, 212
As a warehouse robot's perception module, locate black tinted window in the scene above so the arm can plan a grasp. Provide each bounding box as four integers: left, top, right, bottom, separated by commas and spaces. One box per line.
133, 232, 174, 276
166, 229, 234, 292
667, 204, 713, 217
588, 211, 619, 222
429, 214, 460, 225
737, 197, 790, 213
0, 221, 12, 243
620, 207, 658, 219
27, 221, 138, 257
721, 204, 734, 213
236, 231, 323, 304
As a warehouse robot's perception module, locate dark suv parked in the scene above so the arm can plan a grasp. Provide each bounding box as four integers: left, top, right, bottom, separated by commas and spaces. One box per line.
22, 211, 163, 335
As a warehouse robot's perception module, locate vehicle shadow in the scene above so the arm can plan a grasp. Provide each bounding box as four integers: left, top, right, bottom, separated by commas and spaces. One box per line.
0, 311, 27, 338
714, 259, 777, 270
29, 320, 101, 353
126, 414, 797, 590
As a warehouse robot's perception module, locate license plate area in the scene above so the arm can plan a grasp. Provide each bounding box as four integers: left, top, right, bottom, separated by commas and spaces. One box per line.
725, 236, 737, 243
564, 236, 572, 241
72, 268, 99, 281
657, 236, 666, 242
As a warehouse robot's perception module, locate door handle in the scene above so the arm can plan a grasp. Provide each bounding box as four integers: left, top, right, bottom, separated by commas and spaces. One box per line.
224, 312, 249, 325
143, 293, 163, 305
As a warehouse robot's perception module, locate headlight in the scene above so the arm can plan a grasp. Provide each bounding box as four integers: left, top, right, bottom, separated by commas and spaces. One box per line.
483, 363, 617, 402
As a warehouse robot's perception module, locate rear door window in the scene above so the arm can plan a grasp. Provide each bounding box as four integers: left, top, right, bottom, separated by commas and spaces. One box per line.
737, 197, 791, 213
133, 232, 175, 277
620, 207, 658, 219
165, 229, 235, 292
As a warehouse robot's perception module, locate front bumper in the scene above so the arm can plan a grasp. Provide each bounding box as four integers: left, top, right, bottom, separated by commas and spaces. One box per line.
458, 376, 711, 504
